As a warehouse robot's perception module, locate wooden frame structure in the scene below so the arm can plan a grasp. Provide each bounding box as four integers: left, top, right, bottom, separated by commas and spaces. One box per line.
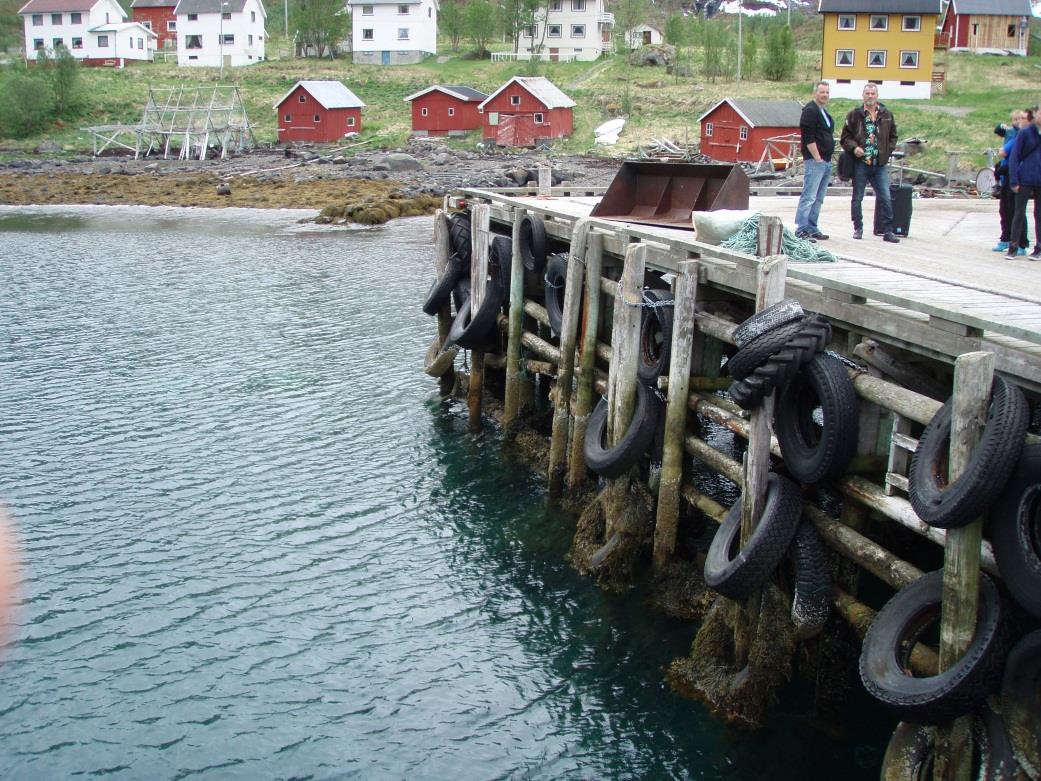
87, 85, 256, 160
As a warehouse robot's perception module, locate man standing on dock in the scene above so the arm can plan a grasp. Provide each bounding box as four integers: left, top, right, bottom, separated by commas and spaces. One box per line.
841, 84, 901, 243
794, 81, 835, 242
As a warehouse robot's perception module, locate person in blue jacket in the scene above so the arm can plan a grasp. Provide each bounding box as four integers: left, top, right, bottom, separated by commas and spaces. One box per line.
993, 110, 1028, 254
1008, 106, 1041, 260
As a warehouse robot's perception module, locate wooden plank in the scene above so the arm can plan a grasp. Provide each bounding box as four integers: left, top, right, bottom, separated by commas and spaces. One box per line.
568, 232, 605, 491
468, 204, 492, 433
503, 209, 527, 428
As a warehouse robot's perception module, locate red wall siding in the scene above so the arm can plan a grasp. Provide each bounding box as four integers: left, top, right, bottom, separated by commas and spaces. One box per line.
698, 103, 797, 163
132, 6, 175, 49
480, 87, 573, 142
410, 91, 482, 134
276, 86, 362, 143
942, 12, 970, 47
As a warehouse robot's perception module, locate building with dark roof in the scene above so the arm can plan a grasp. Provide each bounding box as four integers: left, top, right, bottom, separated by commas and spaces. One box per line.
130, 0, 175, 50
939, 0, 1033, 55
404, 85, 488, 137
696, 98, 804, 164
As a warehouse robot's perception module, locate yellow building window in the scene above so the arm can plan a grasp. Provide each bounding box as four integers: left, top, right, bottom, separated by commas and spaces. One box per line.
837, 14, 855, 30
869, 15, 888, 31
835, 49, 854, 66
867, 50, 887, 68
900, 50, 919, 68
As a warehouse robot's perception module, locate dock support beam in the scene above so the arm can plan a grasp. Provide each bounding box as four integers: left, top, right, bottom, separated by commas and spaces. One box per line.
934, 351, 993, 781
468, 204, 492, 433
653, 258, 699, 570
432, 210, 456, 396
502, 210, 527, 430
548, 219, 591, 496
568, 232, 604, 492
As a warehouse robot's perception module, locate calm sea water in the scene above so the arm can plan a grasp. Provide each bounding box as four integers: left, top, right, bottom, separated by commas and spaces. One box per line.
0, 206, 888, 779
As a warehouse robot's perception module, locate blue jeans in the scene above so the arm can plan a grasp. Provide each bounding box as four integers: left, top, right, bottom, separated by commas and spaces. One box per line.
851, 161, 892, 234
795, 159, 832, 234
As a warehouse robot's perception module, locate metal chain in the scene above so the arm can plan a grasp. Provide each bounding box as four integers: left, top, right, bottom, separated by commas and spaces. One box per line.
620, 288, 677, 309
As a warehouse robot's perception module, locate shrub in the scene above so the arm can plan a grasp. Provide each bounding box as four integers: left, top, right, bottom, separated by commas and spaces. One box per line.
0, 68, 55, 138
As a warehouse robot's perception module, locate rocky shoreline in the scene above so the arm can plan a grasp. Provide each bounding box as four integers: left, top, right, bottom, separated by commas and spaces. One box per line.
0, 138, 624, 223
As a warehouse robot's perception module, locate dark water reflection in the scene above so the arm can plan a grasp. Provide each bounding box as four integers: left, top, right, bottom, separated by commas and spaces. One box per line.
0, 206, 887, 779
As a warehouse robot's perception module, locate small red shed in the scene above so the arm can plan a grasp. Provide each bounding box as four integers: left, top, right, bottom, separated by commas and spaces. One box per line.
478, 76, 575, 146
696, 98, 803, 164
938, 0, 1032, 54
404, 85, 487, 137
130, 0, 176, 51
274, 81, 365, 144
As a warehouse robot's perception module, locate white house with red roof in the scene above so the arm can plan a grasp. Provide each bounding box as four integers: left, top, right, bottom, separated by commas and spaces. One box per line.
174, 0, 266, 67
19, 0, 156, 64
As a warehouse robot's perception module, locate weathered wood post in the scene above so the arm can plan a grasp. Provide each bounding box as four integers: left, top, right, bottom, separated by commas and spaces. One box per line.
603, 243, 647, 541
468, 203, 492, 434
502, 209, 527, 429
653, 258, 699, 570
733, 216, 786, 665
432, 209, 455, 396
568, 231, 604, 491
537, 164, 552, 198
933, 351, 994, 781
548, 218, 591, 496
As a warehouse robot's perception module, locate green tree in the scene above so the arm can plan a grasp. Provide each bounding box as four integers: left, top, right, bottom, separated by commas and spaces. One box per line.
614, 0, 647, 52
741, 30, 758, 79
292, 0, 349, 57
36, 47, 83, 118
0, 69, 53, 138
663, 13, 689, 46
762, 22, 795, 81
465, 0, 497, 56
439, 0, 466, 52
700, 20, 733, 82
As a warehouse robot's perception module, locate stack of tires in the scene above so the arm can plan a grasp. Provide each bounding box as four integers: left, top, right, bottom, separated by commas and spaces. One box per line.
865, 378, 1039, 779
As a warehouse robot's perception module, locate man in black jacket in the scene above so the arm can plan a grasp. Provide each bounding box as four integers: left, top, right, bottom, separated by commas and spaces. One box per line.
840, 83, 900, 242
795, 81, 835, 241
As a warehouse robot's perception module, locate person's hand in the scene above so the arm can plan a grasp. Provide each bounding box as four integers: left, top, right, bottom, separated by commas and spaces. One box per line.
999, 149, 1007, 158
854, 147, 865, 158
1013, 185, 1020, 192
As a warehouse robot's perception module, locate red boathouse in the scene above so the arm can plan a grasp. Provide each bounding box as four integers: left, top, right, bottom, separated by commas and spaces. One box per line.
697, 98, 804, 164
478, 76, 575, 146
274, 81, 365, 144
404, 85, 487, 137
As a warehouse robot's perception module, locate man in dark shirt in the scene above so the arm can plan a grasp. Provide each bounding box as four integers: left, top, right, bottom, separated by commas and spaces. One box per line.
840, 83, 900, 243
795, 81, 835, 241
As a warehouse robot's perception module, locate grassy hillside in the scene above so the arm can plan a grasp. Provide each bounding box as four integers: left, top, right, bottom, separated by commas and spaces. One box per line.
2, 36, 1040, 178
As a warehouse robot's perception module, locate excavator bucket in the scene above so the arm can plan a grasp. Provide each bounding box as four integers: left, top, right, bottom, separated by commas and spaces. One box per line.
589, 161, 750, 230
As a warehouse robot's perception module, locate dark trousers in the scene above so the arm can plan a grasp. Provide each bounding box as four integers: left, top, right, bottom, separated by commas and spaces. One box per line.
1011, 185, 1041, 250
851, 160, 892, 234
999, 183, 1027, 245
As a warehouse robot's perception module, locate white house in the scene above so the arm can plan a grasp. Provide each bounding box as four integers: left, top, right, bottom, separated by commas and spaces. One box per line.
626, 23, 662, 49
19, 0, 157, 64
173, 0, 265, 67
516, 0, 614, 61
346, 0, 438, 65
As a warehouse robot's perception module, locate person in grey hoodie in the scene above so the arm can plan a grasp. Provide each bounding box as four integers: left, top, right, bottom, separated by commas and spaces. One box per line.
1008, 106, 1041, 260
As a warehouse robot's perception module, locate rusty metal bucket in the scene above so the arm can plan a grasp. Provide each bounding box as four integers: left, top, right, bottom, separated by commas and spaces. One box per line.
589, 161, 750, 230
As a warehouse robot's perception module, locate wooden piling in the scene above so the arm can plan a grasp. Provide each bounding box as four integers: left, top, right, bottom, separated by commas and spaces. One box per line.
548, 219, 591, 496
468, 203, 492, 433
653, 259, 699, 570
934, 351, 994, 781
568, 232, 604, 491
502, 210, 527, 429
432, 209, 455, 396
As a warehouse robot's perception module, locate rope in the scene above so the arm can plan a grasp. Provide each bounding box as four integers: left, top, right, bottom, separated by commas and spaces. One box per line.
719, 213, 836, 263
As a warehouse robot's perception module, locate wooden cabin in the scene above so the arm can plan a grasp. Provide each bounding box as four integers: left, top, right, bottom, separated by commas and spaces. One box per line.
274, 80, 365, 143
478, 76, 575, 146
404, 85, 487, 137
939, 0, 1033, 55
697, 98, 803, 164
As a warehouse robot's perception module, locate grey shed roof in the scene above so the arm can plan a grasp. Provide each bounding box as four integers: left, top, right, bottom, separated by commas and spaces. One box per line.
274, 80, 366, 110
174, 0, 261, 14
132, 0, 175, 7
403, 84, 488, 103
818, 0, 941, 12
696, 98, 804, 128
478, 76, 576, 110
948, 0, 1033, 14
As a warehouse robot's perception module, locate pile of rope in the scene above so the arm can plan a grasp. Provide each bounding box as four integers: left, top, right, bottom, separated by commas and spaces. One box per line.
720, 213, 836, 263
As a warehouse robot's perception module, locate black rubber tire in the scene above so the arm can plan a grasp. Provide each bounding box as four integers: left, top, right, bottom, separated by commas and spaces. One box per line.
909, 375, 1029, 530
421, 257, 463, 316
789, 520, 831, 640
451, 275, 471, 313
519, 213, 548, 273
979, 701, 1026, 781
637, 289, 675, 385
448, 212, 472, 265
726, 317, 807, 380
774, 353, 858, 484
732, 298, 805, 348
859, 570, 1007, 725
490, 235, 513, 299
447, 278, 503, 350
728, 315, 832, 410
704, 473, 803, 601
991, 445, 1041, 619
544, 252, 568, 337
583, 383, 661, 479
1000, 630, 1041, 779
880, 722, 934, 781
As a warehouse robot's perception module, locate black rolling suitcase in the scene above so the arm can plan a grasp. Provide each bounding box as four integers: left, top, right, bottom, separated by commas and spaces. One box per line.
874, 183, 913, 237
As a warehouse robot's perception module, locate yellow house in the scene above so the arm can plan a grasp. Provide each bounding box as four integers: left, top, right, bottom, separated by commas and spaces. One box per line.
819, 0, 942, 100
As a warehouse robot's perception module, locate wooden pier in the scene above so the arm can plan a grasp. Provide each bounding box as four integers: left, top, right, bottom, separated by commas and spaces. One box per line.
425, 184, 1041, 779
